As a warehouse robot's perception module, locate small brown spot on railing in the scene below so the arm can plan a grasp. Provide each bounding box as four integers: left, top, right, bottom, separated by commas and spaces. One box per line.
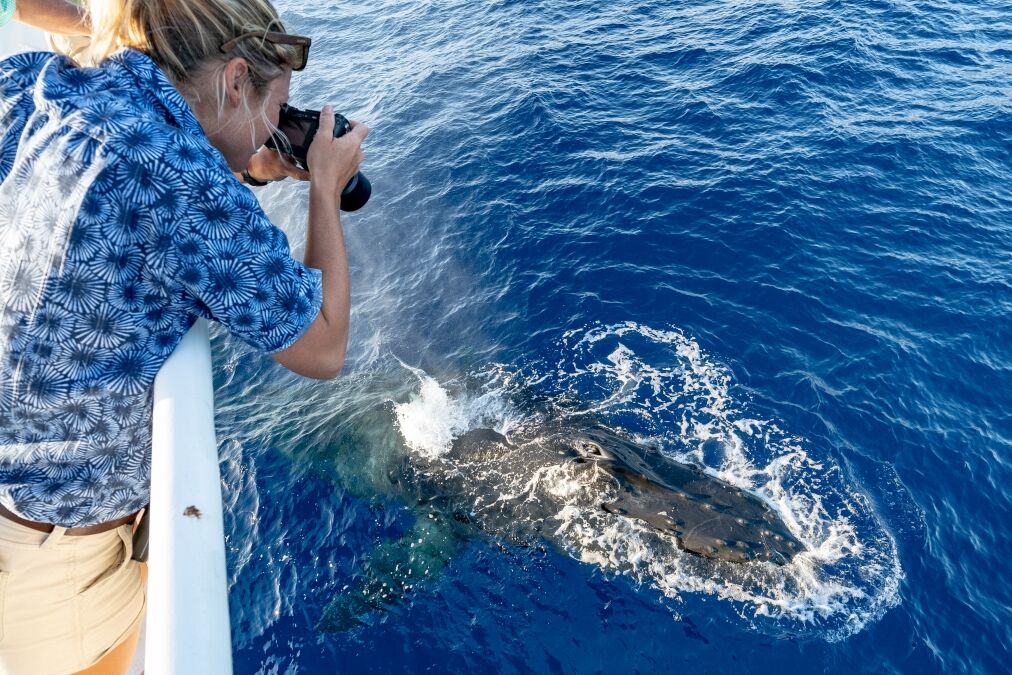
183, 505, 202, 519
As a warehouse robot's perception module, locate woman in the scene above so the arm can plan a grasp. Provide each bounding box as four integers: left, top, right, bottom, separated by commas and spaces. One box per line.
0, 0, 366, 672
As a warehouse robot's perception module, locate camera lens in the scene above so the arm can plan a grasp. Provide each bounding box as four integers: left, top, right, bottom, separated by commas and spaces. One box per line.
340, 172, 371, 212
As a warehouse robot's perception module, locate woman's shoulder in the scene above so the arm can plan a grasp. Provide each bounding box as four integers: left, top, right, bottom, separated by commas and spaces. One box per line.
0, 50, 53, 93
0, 51, 150, 143
1, 51, 113, 101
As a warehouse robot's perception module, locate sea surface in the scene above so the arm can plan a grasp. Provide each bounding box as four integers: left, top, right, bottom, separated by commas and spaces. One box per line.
210, 1, 1011, 672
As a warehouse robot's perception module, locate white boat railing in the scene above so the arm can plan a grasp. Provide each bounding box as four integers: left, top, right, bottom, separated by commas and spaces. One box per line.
1, 27, 233, 674
149, 319, 232, 674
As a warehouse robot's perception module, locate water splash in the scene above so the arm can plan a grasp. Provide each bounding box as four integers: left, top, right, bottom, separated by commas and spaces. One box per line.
393, 361, 521, 460
392, 322, 903, 640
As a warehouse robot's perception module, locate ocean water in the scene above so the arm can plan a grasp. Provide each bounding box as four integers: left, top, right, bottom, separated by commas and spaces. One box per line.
210, 1, 1011, 673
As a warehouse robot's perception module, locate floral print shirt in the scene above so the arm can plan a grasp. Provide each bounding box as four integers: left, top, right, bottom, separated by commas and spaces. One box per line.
0, 49, 322, 526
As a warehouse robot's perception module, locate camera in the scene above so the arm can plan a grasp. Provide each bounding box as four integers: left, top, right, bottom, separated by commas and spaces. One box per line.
265, 104, 372, 212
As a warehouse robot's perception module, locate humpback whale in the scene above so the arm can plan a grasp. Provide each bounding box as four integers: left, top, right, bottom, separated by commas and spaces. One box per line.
318, 423, 804, 631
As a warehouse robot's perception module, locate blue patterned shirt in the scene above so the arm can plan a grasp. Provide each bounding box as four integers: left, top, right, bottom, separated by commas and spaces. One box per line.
0, 50, 323, 526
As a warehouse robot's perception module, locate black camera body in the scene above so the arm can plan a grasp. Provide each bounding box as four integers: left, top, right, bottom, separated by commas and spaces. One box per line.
265, 104, 372, 212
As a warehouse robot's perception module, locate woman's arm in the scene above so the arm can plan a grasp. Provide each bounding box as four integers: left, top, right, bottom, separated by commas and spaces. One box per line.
13, 0, 88, 34
271, 106, 367, 379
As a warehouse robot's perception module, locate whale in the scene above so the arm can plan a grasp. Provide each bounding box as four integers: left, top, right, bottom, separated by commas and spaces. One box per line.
317, 422, 804, 631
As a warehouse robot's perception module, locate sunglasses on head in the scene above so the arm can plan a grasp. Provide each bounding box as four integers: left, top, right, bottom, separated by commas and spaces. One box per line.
220, 30, 312, 71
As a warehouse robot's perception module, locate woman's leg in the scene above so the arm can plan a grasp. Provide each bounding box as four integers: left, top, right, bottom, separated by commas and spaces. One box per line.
72, 562, 147, 675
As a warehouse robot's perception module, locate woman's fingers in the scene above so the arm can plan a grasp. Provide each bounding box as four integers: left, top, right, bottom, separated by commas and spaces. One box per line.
346, 120, 369, 141
245, 147, 311, 182
317, 104, 336, 139
307, 107, 368, 192
279, 153, 311, 181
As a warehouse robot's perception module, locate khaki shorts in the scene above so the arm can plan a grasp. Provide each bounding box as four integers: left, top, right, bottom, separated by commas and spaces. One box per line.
0, 515, 146, 674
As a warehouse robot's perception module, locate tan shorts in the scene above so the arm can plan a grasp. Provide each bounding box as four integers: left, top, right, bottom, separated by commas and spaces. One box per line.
0, 514, 146, 674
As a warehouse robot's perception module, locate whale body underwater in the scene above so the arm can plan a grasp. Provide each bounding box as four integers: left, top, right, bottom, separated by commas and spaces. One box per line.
318, 423, 805, 631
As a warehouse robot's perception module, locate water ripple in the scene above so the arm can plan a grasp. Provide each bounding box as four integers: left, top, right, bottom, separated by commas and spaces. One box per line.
214, 0, 1012, 672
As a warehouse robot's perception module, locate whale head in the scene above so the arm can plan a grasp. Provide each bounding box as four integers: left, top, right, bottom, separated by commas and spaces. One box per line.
563, 429, 805, 565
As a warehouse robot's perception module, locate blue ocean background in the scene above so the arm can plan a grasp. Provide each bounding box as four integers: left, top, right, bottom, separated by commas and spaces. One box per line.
209, 0, 1010, 672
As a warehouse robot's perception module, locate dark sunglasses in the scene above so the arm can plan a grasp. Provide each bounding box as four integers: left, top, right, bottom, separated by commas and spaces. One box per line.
220, 30, 312, 71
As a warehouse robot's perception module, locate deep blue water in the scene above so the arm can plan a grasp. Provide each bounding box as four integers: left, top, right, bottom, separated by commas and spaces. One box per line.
210, 1, 1010, 672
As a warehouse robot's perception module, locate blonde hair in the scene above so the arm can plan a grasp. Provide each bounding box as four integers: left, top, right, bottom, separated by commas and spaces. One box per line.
86, 0, 301, 92
86, 0, 303, 149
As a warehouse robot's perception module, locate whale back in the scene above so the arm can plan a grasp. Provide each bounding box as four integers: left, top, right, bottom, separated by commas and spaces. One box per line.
410, 425, 804, 565
566, 429, 804, 564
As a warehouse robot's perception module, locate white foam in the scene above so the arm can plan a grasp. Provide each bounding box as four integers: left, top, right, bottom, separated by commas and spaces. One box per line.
393, 369, 467, 460
393, 362, 520, 461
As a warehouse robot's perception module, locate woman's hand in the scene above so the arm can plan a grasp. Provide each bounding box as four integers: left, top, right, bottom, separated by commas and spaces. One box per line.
244, 146, 311, 183
306, 105, 368, 195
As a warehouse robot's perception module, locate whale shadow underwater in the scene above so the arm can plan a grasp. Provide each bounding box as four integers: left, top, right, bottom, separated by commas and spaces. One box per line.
317, 421, 805, 632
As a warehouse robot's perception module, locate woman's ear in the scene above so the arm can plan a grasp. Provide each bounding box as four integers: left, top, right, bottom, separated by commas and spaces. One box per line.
222, 57, 251, 108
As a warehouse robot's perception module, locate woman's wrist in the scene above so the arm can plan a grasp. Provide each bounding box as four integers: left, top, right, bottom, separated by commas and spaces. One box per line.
240, 169, 270, 187
309, 179, 342, 207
